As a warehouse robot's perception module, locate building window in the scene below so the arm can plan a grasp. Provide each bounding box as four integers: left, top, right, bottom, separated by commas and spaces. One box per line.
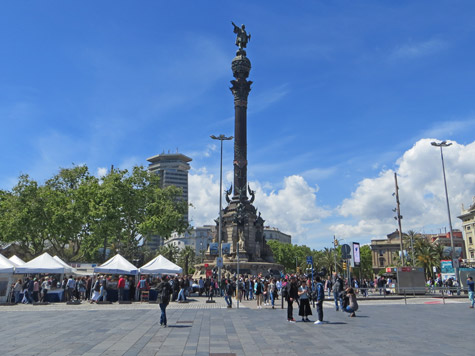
467, 226, 471, 230
470, 237, 473, 244
379, 257, 385, 267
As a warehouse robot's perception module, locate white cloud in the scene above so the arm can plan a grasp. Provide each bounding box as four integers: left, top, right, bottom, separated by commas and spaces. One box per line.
390, 39, 447, 60
331, 139, 475, 240
188, 168, 219, 226
418, 118, 475, 140
189, 171, 331, 244
252, 175, 331, 243
96, 167, 108, 177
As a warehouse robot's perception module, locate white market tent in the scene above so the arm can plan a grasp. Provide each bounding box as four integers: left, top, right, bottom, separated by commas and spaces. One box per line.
15, 252, 71, 274
9, 255, 25, 266
53, 255, 75, 274
139, 255, 183, 275
0, 254, 15, 274
94, 254, 138, 275
0, 254, 16, 303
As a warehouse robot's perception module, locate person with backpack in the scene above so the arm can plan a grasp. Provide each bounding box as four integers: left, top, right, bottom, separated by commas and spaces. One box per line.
314, 275, 325, 324
157, 276, 172, 327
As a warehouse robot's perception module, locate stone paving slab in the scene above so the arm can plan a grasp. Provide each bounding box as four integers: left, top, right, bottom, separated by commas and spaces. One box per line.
0, 296, 473, 355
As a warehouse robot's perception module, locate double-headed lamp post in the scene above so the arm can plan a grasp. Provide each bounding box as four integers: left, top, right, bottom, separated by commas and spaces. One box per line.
211, 134, 233, 283
431, 140, 459, 282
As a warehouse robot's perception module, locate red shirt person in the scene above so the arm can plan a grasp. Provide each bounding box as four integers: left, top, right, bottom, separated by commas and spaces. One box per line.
118, 275, 126, 301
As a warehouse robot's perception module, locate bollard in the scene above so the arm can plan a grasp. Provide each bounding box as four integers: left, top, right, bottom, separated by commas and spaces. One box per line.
404, 290, 407, 305
442, 289, 445, 304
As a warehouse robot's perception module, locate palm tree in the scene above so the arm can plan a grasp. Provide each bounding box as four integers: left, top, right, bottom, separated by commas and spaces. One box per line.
320, 247, 336, 275
178, 246, 196, 275
158, 244, 179, 263
404, 230, 420, 266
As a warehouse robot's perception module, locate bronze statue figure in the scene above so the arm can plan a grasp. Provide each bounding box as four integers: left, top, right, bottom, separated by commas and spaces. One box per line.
232, 22, 251, 49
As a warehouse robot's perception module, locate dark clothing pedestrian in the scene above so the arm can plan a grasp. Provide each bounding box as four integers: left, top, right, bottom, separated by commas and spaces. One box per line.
157, 280, 172, 327
286, 279, 299, 321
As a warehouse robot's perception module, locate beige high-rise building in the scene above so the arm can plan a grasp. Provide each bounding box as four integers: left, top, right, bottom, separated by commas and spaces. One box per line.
458, 197, 475, 264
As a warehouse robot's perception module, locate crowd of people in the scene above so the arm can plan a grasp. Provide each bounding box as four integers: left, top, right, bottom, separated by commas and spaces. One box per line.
9, 272, 475, 315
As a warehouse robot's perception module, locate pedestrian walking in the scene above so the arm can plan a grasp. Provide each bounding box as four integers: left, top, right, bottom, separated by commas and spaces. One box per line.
157, 276, 172, 327
333, 274, 344, 311
467, 276, 475, 308
225, 278, 235, 308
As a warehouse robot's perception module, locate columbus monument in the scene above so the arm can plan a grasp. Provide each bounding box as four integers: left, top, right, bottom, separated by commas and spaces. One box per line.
195, 23, 282, 278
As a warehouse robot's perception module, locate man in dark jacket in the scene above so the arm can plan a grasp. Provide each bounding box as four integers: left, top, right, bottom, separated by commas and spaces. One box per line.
314, 276, 325, 324
225, 278, 236, 308
286, 276, 299, 322
333, 274, 344, 311
157, 276, 172, 327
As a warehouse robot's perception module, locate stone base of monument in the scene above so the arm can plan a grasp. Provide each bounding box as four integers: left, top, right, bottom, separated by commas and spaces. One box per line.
193, 261, 283, 279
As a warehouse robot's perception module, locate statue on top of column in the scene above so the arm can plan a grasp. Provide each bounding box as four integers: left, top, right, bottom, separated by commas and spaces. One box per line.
232, 22, 251, 49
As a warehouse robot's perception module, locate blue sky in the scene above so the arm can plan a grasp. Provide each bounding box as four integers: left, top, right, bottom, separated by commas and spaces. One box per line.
1, 1, 475, 249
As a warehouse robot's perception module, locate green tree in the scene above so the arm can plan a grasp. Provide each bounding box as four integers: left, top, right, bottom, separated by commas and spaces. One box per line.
43, 165, 98, 261
158, 244, 180, 263
178, 246, 196, 275
0, 175, 49, 258
89, 166, 189, 262
353, 245, 373, 279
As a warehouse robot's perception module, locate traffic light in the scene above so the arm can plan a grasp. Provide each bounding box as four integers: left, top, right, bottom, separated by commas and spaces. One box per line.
342, 261, 347, 270
334, 238, 339, 247
297, 267, 301, 275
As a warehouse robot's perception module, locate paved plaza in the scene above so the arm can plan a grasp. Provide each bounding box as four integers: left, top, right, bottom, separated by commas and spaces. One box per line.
0, 296, 472, 356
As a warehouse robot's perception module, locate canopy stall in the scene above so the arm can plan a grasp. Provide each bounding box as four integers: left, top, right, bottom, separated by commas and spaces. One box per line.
9, 255, 25, 266
15, 252, 70, 274
139, 255, 183, 275
93, 254, 138, 275
0, 254, 16, 303
53, 255, 75, 275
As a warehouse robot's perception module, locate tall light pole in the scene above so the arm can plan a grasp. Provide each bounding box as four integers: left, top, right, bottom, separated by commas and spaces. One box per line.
394, 173, 405, 266
431, 140, 459, 282
211, 134, 233, 283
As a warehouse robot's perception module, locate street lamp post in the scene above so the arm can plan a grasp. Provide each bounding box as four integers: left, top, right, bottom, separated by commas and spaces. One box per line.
211, 134, 233, 283
431, 141, 459, 282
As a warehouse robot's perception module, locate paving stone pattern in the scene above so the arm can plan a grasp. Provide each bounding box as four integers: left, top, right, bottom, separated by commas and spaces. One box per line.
0, 297, 473, 355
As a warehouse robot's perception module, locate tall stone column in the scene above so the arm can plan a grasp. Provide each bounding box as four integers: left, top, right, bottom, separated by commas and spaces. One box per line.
231, 49, 252, 199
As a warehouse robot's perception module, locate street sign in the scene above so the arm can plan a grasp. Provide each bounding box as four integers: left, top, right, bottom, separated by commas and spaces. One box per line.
306, 256, 313, 265
206, 269, 212, 277
216, 257, 223, 268
204, 263, 209, 268
341, 244, 351, 259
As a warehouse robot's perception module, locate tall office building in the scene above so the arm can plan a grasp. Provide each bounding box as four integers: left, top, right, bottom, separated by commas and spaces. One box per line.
147, 152, 192, 221
145, 152, 192, 252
